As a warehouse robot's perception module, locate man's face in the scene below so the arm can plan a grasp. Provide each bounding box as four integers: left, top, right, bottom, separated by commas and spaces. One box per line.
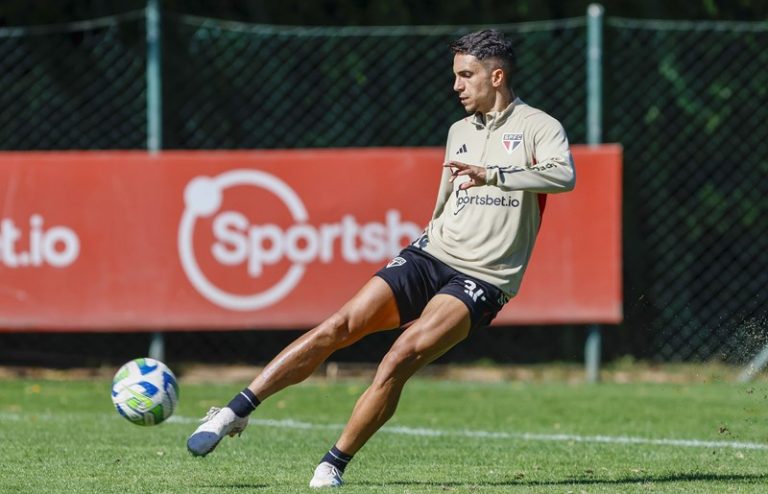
453, 53, 497, 114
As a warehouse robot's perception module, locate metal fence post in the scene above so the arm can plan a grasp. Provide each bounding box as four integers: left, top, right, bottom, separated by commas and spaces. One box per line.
585, 3, 604, 383
146, 0, 165, 362
587, 4, 603, 146
147, 0, 162, 153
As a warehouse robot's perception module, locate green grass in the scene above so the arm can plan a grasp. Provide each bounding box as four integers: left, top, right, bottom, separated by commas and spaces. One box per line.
2, 375, 768, 493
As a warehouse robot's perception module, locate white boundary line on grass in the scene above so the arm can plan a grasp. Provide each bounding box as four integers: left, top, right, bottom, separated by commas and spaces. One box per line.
2, 411, 766, 451
169, 416, 768, 451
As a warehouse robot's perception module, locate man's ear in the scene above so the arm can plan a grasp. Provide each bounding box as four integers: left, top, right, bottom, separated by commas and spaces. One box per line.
491, 67, 505, 88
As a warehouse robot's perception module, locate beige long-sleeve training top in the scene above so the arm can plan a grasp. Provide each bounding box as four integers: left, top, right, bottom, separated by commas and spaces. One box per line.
421, 97, 576, 298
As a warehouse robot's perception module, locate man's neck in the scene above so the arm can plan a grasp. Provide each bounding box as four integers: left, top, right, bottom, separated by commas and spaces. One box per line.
481, 89, 515, 115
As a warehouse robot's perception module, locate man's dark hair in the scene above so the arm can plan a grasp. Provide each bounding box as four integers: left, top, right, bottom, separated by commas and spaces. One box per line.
450, 29, 517, 87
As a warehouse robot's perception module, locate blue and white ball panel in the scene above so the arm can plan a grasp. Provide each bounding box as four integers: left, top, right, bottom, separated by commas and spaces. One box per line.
111, 358, 179, 426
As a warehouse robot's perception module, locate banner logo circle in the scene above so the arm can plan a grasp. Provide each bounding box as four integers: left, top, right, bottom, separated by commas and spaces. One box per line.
178, 170, 307, 311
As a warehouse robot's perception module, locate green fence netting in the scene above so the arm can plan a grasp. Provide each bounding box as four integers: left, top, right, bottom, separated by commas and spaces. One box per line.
0, 10, 765, 363
162, 15, 587, 148
0, 11, 147, 150
604, 18, 768, 361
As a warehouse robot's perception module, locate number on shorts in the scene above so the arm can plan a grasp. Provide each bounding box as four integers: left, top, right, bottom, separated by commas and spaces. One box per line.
463, 279, 485, 302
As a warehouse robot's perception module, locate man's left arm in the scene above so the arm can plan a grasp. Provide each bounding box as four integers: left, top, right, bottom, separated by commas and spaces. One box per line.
448, 118, 576, 193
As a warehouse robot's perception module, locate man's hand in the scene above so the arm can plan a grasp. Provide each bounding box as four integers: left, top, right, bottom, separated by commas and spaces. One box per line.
444, 161, 487, 190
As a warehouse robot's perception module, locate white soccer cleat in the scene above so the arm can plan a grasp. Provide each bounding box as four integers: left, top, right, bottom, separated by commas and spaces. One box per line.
186, 406, 248, 457
309, 461, 344, 488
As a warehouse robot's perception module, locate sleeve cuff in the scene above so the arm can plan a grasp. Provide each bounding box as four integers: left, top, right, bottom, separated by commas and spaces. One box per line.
485, 166, 499, 186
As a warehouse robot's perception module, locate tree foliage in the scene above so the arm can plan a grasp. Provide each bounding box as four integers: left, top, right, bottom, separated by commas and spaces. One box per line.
1, 0, 767, 27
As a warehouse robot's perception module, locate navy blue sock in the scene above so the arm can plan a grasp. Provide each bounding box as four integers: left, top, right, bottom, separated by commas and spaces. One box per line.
226, 388, 260, 418
320, 445, 353, 473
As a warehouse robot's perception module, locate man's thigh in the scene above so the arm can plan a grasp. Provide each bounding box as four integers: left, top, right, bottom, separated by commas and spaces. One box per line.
334, 276, 401, 342
388, 294, 472, 367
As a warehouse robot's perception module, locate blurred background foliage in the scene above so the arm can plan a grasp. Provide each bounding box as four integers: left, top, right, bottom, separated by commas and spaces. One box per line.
1, 0, 767, 26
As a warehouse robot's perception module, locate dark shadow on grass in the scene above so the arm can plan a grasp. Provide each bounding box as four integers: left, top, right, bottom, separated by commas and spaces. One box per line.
357, 472, 768, 487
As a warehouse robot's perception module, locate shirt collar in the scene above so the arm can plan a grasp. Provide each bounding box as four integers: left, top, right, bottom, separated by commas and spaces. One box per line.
471, 97, 521, 130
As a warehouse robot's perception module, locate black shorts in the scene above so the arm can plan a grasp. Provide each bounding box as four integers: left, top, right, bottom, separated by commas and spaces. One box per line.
375, 246, 508, 331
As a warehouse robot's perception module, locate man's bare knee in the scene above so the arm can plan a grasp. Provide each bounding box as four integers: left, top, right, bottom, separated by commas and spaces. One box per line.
375, 343, 424, 386
314, 309, 371, 349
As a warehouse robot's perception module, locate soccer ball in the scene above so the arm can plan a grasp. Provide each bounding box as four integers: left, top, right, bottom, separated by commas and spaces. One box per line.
111, 358, 179, 426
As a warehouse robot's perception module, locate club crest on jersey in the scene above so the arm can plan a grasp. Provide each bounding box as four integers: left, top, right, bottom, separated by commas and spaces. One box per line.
502, 133, 523, 154
386, 256, 407, 268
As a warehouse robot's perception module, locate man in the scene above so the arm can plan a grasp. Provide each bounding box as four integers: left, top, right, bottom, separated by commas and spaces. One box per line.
187, 29, 575, 488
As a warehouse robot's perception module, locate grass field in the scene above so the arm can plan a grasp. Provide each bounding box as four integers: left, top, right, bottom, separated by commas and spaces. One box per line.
2, 371, 768, 493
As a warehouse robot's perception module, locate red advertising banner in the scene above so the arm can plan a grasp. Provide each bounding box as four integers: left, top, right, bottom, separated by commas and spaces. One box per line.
0, 146, 621, 331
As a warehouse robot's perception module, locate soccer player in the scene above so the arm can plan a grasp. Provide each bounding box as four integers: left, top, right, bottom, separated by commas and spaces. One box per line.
187, 29, 575, 488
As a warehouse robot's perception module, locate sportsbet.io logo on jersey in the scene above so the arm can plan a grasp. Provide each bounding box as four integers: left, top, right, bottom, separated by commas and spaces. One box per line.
178, 169, 421, 311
